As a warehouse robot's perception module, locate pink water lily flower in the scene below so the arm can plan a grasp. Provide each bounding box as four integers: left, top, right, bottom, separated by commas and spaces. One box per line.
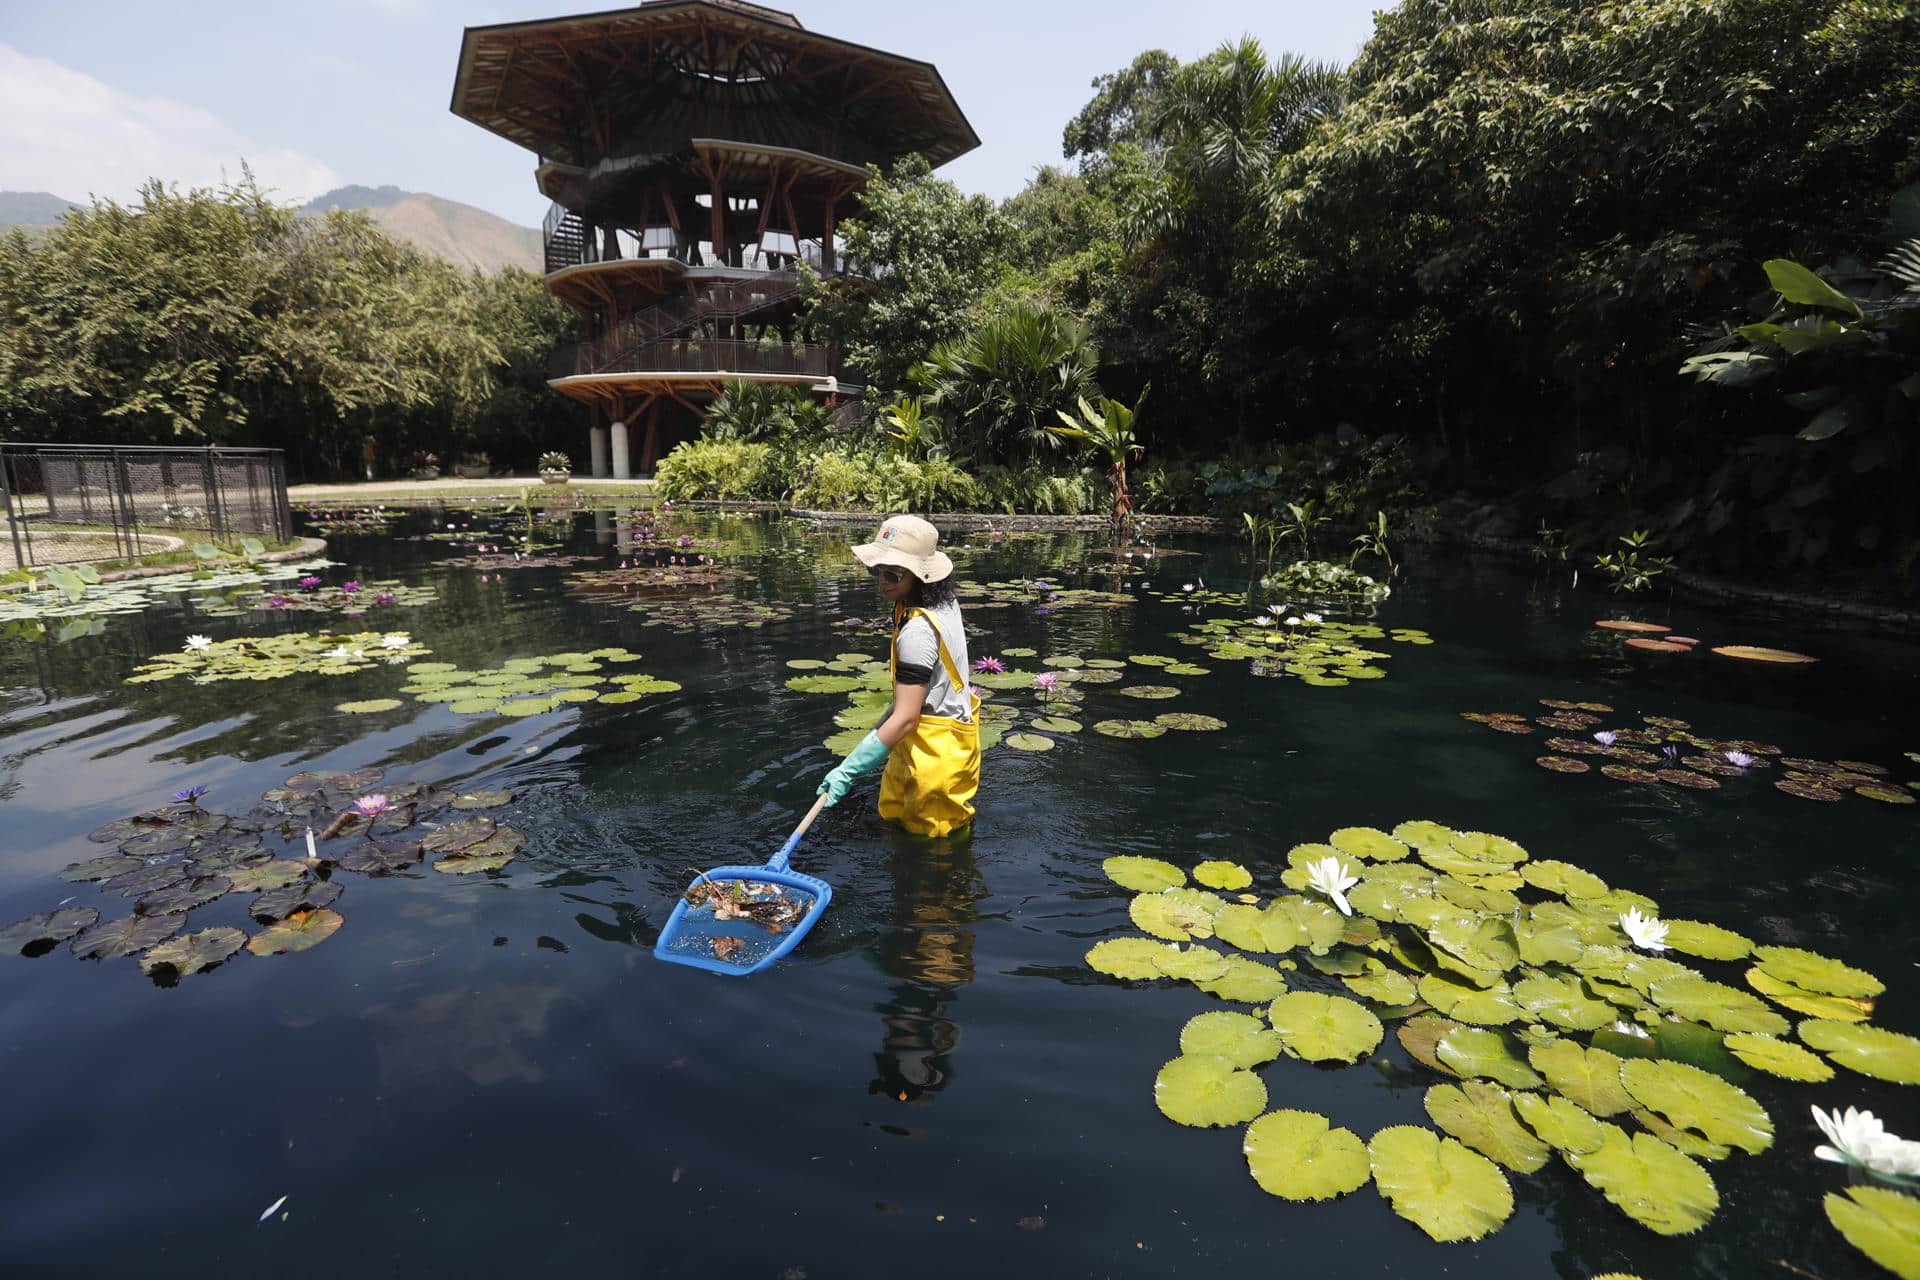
297, 576, 322, 590
1033, 672, 1060, 695
352, 794, 390, 818
972, 656, 1006, 675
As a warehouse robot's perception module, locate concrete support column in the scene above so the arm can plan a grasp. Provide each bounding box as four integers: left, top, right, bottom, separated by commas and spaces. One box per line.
615, 513, 634, 554
589, 426, 610, 478
593, 509, 612, 546
610, 421, 632, 480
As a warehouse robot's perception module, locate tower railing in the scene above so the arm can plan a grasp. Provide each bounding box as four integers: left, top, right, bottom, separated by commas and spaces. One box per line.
579, 274, 809, 373
572, 338, 831, 379
543, 203, 856, 277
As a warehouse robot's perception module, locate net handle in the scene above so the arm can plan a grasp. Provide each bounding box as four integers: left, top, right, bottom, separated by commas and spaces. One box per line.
770, 791, 832, 873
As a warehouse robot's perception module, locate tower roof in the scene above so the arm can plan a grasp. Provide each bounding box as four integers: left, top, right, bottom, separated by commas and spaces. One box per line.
450, 1, 979, 172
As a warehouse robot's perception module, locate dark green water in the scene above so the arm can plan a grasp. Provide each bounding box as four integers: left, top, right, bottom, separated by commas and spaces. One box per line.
1, 505, 1914, 1277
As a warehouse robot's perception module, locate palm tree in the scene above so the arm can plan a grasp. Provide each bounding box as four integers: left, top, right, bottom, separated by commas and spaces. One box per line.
1049, 388, 1149, 542
911, 302, 1100, 465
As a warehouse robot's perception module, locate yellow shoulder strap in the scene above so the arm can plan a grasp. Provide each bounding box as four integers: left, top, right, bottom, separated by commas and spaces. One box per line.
894, 604, 966, 691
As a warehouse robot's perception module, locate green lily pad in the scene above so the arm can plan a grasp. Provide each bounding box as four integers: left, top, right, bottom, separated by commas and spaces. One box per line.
1193, 861, 1252, 890
1085, 937, 1180, 980
1423, 1081, 1552, 1173
450, 790, 512, 810
1003, 733, 1055, 752
421, 815, 496, 854
1418, 974, 1523, 1025
335, 698, 405, 714
1267, 992, 1383, 1063
1720, 1032, 1834, 1082
249, 879, 343, 921
1436, 1027, 1544, 1089
1153, 713, 1227, 731
1244, 1110, 1371, 1201
140, 926, 247, 976
1566, 1126, 1719, 1236
1092, 719, 1167, 739
223, 861, 310, 893
1633, 1107, 1733, 1161
1746, 967, 1874, 1022
1528, 1039, 1635, 1116
1130, 888, 1222, 940
785, 659, 828, 669
71, 912, 186, 960
1331, 827, 1412, 863
1751, 945, 1884, 999
1195, 954, 1291, 1003
59, 854, 145, 882
1519, 859, 1609, 899
1367, 1125, 1513, 1243
1103, 856, 1186, 892
1118, 685, 1181, 700
1618, 1058, 1773, 1154
1659, 920, 1753, 962
1180, 1010, 1282, 1068
1156, 944, 1230, 981
1649, 975, 1789, 1035
1798, 1020, 1920, 1084
1391, 820, 1456, 849
1343, 966, 1417, 1005
1513, 1092, 1609, 1154
338, 838, 425, 875
1397, 1016, 1466, 1077
1513, 971, 1616, 1030
1153, 1054, 1267, 1127
1824, 1186, 1920, 1279
246, 908, 344, 955
1030, 716, 1083, 733
135, 875, 232, 915
0, 906, 101, 955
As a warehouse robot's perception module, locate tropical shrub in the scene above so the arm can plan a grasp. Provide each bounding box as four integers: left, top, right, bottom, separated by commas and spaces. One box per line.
653, 440, 775, 500
911, 301, 1101, 465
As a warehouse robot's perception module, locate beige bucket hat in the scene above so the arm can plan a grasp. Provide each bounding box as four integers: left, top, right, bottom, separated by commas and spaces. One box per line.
851, 514, 954, 583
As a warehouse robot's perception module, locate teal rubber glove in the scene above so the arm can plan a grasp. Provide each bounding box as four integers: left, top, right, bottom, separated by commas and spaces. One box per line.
818, 730, 891, 806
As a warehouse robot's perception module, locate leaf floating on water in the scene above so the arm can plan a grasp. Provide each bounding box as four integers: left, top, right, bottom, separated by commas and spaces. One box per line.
1528, 1040, 1635, 1117
1180, 1010, 1282, 1068
0, 906, 101, 955
1102, 856, 1185, 893
1422, 1081, 1552, 1173
1084, 938, 1178, 980
1002, 732, 1054, 752
1092, 718, 1167, 739
1750, 945, 1884, 999
1648, 975, 1789, 1036
58, 854, 145, 883
245, 908, 344, 956
135, 875, 232, 916
435, 826, 525, 875
1513, 1092, 1608, 1155
1130, 888, 1223, 941
1824, 1186, 1920, 1279
223, 861, 310, 894
338, 838, 425, 876
1367, 1124, 1513, 1243
1710, 644, 1818, 664
1798, 1020, 1920, 1084
1193, 861, 1252, 890
1244, 1110, 1371, 1202
1720, 1033, 1834, 1082
1029, 716, 1083, 733
420, 816, 497, 854
249, 879, 343, 922
1117, 685, 1181, 700
1266, 992, 1383, 1064
71, 912, 187, 960
1153, 712, 1226, 731
1593, 620, 1671, 633
334, 698, 405, 714
1195, 954, 1291, 1003
1436, 1027, 1544, 1090
1565, 1126, 1719, 1236
1153, 1054, 1267, 1128
139, 926, 247, 976
450, 790, 512, 811
1617, 1059, 1773, 1154
1660, 920, 1754, 962
785, 674, 862, 694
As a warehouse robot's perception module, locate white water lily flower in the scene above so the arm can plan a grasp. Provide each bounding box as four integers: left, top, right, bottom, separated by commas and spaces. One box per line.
1267, 604, 1289, 617
1619, 907, 1669, 952
1254, 616, 1273, 627
1812, 1106, 1920, 1182
1183, 582, 1195, 592
324, 646, 352, 660
184, 634, 213, 652
379, 633, 411, 650
1304, 856, 1360, 916
1303, 612, 1323, 624
1284, 617, 1302, 627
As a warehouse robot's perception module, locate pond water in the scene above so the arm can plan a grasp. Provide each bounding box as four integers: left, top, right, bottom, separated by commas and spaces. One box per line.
1, 502, 1915, 1277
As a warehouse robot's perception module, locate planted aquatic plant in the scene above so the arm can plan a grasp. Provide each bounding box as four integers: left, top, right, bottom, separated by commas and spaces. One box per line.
1256, 560, 1392, 603
1170, 613, 1430, 688
1083, 820, 1919, 1256
398, 649, 678, 717
125, 630, 433, 684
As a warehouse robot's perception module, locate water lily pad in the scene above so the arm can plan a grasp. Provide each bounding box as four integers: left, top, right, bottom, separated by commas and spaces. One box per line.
135, 875, 232, 915
1424, 1081, 1552, 1173
1514, 971, 1616, 1030
1436, 1027, 1544, 1089
1266, 992, 1383, 1063
338, 837, 425, 875
1391, 820, 1456, 850
1618, 1058, 1772, 1154
1528, 1039, 1635, 1116
1153, 712, 1226, 731
1085, 937, 1179, 980
0, 906, 101, 955
139, 926, 246, 976
1514, 1092, 1609, 1154
1856, 783, 1917, 804
249, 879, 343, 921
1798, 1020, 1920, 1084
1536, 755, 1592, 772
1154, 1054, 1267, 1127
420, 815, 496, 854
1567, 1125, 1719, 1235
1824, 1186, 1920, 1279
1595, 620, 1672, 633
59, 854, 145, 882
1244, 1110, 1371, 1201
1775, 777, 1844, 801
335, 698, 405, 714
1196, 955, 1291, 1003
435, 827, 524, 874
1130, 888, 1222, 940
1649, 975, 1789, 1035
1711, 645, 1817, 664
1418, 974, 1523, 1025
1660, 920, 1753, 962
1003, 733, 1054, 752
245, 908, 344, 955
1720, 1033, 1833, 1082
1328, 827, 1410, 863
1029, 716, 1082, 733
1633, 1107, 1733, 1161
1155, 944, 1229, 982
450, 790, 512, 811
1118, 685, 1181, 700
1367, 1125, 1513, 1243
71, 912, 186, 960
1092, 719, 1167, 739
1193, 861, 1252, 890
1103, 856, 1185, 892
1751, 945, 1883, 999
223, 861, 310, 893
1745, 967, 1873, 1022
1180, 1010, 1282, 1068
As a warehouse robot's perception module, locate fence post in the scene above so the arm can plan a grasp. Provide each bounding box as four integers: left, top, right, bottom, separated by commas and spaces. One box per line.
201, 447, 224, 544
0, 448, 28, 569
114, 449, 137, 561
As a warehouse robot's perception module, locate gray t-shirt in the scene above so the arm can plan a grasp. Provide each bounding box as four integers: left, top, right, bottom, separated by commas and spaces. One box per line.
894, 599, 972, 720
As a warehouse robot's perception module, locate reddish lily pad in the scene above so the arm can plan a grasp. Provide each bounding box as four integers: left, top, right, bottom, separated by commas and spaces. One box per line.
1855, 783, 1916, 805
1485, 721, 1535, 735
1536, 756, 1591, 774
0, 907, 101, 955
1834, 759, 1890, 776
71, 912, 187, 960
1775, 778, 1844, 802
139, 926, 247, 976
1711, 645, 1817, 664
1594, 620, 1670, 633
1544, 737, 1611, 756
1601, 764, 1662, 784
245, 908, 344, 956
1656, 770, 1720, 791
1155, 713, 1227, 731
1626, 638, 1691, 653
420, 815, 497, 854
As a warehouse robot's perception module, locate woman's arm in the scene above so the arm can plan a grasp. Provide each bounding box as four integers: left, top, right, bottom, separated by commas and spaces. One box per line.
875, 680, 923, 748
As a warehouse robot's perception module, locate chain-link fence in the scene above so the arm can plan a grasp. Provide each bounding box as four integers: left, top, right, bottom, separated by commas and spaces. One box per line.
0, 444, 290, 569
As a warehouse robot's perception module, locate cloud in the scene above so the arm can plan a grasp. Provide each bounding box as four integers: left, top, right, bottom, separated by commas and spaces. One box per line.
0, 44, 339, 206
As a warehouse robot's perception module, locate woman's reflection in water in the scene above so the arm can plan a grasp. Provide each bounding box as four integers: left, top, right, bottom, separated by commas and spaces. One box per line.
869, 827, 984, 1102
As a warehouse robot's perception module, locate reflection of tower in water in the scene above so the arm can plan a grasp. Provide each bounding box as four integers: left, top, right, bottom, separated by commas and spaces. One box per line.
870, 835, 983, 1102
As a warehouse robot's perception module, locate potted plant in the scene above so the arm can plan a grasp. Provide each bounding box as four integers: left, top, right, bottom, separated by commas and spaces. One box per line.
538, 451, 572, 485
456, 452, 491, 479
408, 451, 441, 481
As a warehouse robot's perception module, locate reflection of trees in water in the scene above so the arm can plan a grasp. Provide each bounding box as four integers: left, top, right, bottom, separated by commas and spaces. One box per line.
870, 832, 984, 1102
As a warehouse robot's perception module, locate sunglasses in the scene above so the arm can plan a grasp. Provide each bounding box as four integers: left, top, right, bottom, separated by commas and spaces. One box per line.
868, 566, 908, 584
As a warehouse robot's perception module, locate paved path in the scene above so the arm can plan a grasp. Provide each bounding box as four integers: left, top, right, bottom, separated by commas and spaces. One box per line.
288, 476, 656, 503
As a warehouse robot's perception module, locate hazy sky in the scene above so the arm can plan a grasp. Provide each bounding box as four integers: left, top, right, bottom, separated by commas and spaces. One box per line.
0, 0, 1385, 224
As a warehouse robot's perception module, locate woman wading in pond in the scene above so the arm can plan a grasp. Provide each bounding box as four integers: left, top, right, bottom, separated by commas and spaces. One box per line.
817, 515, 979, 837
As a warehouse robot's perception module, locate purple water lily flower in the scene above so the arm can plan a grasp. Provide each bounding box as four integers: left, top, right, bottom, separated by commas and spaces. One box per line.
264, 595, 290, 609
1594, 731, 1617, 748
972, 656, 1006, 675
352, 793, 390, 818
1034, 606, 1054, 617
1725, 750, 1754, 769
678, 535, 693, 548
373, 591, 396, 606
1662, 744, 1681, 763
297, 576, 322, 590
341, 580, 362, 594
1033, 672, 1060, 696
171, 785, 208, 806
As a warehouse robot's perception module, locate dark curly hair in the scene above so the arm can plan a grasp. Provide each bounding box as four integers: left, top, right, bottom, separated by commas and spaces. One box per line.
905, 573, 958, 609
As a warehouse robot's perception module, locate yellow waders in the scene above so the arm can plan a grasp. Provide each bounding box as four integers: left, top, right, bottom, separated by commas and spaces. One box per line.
877, 605, 981, 837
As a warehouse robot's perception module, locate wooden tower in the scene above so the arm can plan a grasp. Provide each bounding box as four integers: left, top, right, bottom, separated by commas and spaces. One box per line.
450, 1, 979, 474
